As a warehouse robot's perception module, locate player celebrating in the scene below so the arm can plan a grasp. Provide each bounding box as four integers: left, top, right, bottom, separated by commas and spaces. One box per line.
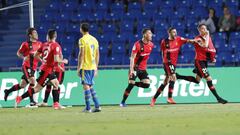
77, 23, 101, 113
150, 27, 196, 106
15, 29, 68, 109
4, 28, 41, 106
120, 28, 154, 107
175, 24, 228, 104
39, 54, 65, 107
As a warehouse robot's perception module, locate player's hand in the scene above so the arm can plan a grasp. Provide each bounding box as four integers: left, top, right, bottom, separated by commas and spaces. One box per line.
129, 69, 134, 78
212, 58, 216, 63
24, 56, 29, 61
205, 30, 209, 36
191, 39, 198, 43
77, 68, 80, 77
63, 59, 68, 64
94, 69, 98, 77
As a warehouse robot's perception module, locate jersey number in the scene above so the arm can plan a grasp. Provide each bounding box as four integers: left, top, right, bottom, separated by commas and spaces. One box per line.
43, 49, 49, 63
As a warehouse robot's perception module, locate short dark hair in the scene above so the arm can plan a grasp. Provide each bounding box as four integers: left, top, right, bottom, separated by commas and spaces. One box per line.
168, 27, 176, 33
47, 29, 57, 40
27, 27, 36, 37
197, 23, 207, 29
81, 23, 89, 32
142, 28, 151, 35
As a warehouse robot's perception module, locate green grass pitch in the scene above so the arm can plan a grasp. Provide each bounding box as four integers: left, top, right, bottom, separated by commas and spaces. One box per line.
0, 104, 240, 135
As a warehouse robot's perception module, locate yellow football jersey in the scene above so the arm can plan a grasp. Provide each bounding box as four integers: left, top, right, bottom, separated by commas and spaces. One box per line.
79, 34, 99, 70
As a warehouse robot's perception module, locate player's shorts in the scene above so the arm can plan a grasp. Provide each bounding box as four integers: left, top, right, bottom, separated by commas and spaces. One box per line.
163, 63, 176, 75
55, 71, 65, 84
79, 69, 95, 86
129, 70, 149, 81
21, 65, 35, 83
37, 70, 57, 87
193, 60, 210, 78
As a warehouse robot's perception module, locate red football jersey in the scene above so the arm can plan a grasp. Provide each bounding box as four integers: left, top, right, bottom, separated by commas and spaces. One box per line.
38, 41, 61, 73
18, 41, 42, 70
161, 36, 188, 65
194, 35, 216, 61
132, 40, 154, 70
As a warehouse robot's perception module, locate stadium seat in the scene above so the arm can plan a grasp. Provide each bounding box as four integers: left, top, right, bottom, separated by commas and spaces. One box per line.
47, 1, 61, 12
96, 1, 108, 12
112, 34, 126, 45
161, 0, 175, 8
78, 1, 95, 12
60, 1, 78, 12
139, 11, 154, 21
111, 2, 124, 11
103, 24, 116, 35
106, 54, 123, 65
99, 45, 108, 54
192, 0, 207, 7
143, 1, 158, 12
128, 2, 142, 12
112, 44, 124, 53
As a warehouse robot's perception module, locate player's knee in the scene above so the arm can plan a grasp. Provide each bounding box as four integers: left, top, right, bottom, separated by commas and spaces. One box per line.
195, 80, 200, 84
206, 76, 212, 81
20, 81, 27, 88
34, 84, 42, 93
83, 84, 90, 90
141, 83, 150, 88
29, 77, 35, 84
128, 80, 135, 84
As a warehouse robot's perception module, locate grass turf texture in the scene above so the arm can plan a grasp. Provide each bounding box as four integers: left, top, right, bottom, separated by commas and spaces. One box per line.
0, 104, 240, 135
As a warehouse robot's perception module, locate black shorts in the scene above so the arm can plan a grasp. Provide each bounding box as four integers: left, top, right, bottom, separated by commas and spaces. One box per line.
55, 71, 65, 84
163, 63, 176, 75
129, 70, 149, 81
193, 60, 210, 78
36, 70, 57, 87
21, 65, 35, 83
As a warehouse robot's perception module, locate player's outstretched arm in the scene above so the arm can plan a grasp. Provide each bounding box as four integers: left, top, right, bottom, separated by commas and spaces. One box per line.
186, 39, 197, 44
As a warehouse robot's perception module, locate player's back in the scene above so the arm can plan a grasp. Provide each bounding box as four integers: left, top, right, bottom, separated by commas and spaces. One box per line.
79, 34, 99, 70
40, 41, 61, 72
